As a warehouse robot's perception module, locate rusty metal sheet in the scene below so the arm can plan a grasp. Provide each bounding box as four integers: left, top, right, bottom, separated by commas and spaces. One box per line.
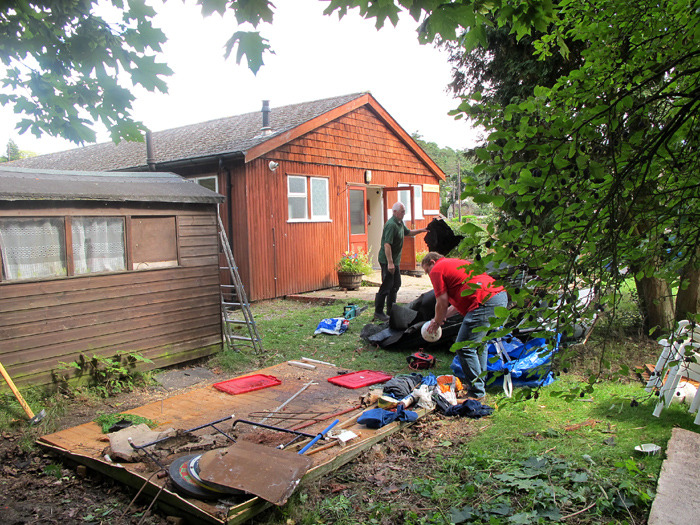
198, 441, 313, 506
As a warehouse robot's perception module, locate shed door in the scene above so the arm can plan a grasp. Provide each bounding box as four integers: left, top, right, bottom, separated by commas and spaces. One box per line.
348, 186, 367, 253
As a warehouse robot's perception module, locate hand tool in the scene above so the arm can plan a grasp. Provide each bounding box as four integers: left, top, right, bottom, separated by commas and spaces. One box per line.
0, 361, 46, 425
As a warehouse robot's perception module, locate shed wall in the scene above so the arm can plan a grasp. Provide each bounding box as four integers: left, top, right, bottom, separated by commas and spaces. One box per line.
0, 204, 222, 388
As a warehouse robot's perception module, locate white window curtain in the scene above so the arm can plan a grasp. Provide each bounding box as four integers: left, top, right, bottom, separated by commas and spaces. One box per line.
72, 217, 126, 274
0, 218, 67, 280
310, 177, 330, 220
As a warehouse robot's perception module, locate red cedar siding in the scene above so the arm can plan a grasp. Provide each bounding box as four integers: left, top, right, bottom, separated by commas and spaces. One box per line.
0, 208, 222, 388
239, 107, 440, 301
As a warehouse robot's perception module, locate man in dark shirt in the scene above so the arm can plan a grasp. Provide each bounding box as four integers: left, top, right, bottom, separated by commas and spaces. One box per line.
374, 202, 426, 321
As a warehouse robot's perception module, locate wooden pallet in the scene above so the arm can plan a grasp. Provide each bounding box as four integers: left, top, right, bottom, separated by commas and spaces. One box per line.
38, 361, 427, 524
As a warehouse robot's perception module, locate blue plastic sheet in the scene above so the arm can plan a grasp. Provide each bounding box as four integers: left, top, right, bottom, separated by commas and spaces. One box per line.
314, 317, 350, 336
451, 335, 558, 390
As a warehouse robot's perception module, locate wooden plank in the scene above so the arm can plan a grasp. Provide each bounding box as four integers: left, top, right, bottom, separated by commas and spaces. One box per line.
6, 313, 221, 373
0, 264, 217, 301
37, 362, 423, 525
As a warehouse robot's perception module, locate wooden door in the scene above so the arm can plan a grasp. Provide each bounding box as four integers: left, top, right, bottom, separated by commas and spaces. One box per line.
383, 186, 417, 271
348, 186, 368, 253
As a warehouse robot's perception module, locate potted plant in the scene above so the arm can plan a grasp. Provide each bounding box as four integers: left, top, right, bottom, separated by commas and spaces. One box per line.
336, 249, 373, 290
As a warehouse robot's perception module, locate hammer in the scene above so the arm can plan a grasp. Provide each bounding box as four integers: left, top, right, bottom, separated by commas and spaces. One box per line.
0, 361, 46, 425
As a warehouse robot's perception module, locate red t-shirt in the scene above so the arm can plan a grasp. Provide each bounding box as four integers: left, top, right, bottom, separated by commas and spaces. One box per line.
428, 258, 505, 315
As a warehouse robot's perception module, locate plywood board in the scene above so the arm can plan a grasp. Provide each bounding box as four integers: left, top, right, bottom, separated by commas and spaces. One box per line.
38, 361, 428, 524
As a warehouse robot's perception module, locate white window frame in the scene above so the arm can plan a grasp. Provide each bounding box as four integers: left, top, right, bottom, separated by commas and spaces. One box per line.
398, 183, 424, 221
310, 177, 330, 221
287, 175, 309, 221
287, 175, 331, 223
192, 175, 219, 194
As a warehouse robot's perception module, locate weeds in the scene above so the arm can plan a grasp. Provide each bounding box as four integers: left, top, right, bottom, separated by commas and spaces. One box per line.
56, 352, 153, 397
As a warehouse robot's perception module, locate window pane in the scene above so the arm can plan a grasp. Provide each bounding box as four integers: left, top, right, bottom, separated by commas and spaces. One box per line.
289, 196, 308, 219
310, 178, 329, 220
72, 217, 126, 274
349, 189, 365, 235
195, 176, 217, 193
398, 187, 412, 220
414, 185, 423, 219
288, 176, 306, 194
0, 217, 67, 280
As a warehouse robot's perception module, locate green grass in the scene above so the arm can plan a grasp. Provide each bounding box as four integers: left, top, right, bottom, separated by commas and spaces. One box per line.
2, 294, 697, 524
227, 298, 697, 525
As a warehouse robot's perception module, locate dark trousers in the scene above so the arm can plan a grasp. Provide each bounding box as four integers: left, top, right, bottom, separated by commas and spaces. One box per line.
375, 262, 402, 313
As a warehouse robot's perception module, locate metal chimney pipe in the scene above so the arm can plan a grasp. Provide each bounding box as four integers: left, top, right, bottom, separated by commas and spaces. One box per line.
261, 100, 271, 135
146, 130, 156, 171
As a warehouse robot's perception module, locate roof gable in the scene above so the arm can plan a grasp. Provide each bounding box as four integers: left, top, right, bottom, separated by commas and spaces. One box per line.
7, 92, 445, 179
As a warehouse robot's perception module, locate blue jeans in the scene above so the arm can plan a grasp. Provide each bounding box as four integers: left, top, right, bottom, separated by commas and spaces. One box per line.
455, 291, 508, 398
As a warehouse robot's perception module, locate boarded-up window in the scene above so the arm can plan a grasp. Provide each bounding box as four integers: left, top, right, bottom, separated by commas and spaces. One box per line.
131, 217, 178, 270
0, 217, 67, 281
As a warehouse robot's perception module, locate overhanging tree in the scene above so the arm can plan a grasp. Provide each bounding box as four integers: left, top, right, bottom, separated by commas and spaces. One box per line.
454, 0, 700, 338
1, 0, 172, 143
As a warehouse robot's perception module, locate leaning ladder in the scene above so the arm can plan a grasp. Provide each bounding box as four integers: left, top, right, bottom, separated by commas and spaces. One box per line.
217, 215, 263, 353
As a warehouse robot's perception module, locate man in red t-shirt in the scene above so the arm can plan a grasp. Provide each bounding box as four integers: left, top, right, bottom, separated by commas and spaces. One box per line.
421, 252, 507, 400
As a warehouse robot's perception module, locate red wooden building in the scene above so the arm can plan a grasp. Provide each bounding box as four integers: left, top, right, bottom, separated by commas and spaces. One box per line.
10, 93, 445, 301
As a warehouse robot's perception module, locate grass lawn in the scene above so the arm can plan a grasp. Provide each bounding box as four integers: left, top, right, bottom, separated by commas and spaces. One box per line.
211, 298, 699, 525
2, 295, 697, 524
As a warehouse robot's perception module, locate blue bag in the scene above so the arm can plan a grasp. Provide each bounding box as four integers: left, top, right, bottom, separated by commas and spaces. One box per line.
451, 335, 558, 396
314, 317, 350, 336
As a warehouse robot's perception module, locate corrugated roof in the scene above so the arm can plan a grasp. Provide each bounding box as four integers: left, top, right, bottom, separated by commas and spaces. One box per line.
0, 166, 225, 204
7, 93, 368, 172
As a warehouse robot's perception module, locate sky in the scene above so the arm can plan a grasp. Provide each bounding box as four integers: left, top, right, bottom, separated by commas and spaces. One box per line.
0, 0, 483, 157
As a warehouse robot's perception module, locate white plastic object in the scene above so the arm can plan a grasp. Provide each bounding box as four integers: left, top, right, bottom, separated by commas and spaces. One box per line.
421, 322, 442, 342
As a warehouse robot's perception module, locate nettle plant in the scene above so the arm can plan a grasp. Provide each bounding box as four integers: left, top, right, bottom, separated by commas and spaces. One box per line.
57, 352, 153, 397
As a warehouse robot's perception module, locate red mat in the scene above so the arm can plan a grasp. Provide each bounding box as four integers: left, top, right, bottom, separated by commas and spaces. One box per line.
213, 374, 281, 395
327, 370, 392, 389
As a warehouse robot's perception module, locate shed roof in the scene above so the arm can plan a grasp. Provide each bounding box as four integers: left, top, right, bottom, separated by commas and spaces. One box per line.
7, 93, 445, 179
0, 166, 225, 204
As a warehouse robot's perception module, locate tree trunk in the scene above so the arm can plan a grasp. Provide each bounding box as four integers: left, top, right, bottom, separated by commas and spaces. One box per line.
675, 253, 700, 322
635, 276, 675, 337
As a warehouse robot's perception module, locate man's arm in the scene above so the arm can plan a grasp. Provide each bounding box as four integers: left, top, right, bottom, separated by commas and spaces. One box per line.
384, 243, 395, 273
427, 292, 450, 334
408, 227, 427, 236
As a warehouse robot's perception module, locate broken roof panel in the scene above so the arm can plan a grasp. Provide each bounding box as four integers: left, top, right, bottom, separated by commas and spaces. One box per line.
0, 166, 224, 204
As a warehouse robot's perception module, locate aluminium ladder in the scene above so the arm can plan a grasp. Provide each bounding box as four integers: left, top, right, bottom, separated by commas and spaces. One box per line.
217, 215, 263, 353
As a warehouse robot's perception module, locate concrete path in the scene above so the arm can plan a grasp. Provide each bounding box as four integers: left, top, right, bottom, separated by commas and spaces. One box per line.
648, 427, 700, 524
291, 270, 433, 305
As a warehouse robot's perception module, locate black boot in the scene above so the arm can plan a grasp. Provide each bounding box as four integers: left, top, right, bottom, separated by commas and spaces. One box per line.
387, 290, 398, 317
374, 293, 389, 322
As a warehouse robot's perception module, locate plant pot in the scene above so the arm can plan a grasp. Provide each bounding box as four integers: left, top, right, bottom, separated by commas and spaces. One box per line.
337, 271, 363, 290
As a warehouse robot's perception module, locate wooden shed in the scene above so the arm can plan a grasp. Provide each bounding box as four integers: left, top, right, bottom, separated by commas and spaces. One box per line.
0, 166, 225, 387
9, 93, 446, 301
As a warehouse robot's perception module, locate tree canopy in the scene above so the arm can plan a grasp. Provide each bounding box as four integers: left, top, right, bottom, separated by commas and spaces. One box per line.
1, 0, 172, 144
454, 0, 700, 338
